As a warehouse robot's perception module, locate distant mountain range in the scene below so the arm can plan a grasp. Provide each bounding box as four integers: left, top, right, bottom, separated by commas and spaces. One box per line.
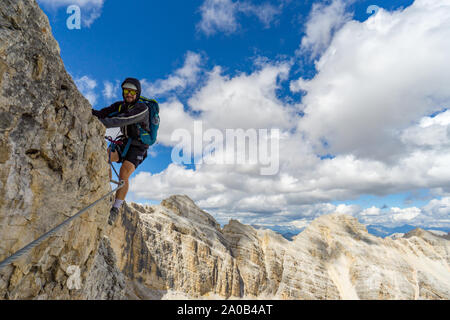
251, 224, 303, 241
256, 223, 450, 241
366, 224, 450, 238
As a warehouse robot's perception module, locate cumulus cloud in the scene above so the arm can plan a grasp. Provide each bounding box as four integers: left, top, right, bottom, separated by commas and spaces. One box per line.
151, 55, 298, 149
36, 0, 105, 27
187, 60, 296, 130
141, 52, 203, 98
298, 0, 352, 59
292, 0, 450, 163
360, 206, 381, 216
197, 0, 239, 36
197, 0, 281, 36
401, 110, 450, 148
130, 149, 450, 229
99, 51, 204, 107
390, 207, 422, 222
353, 201, 449, 229
238, 2, 282, 28
102, 80, 120, 102
156, 99, 197, 146
74, 75, 98, 106
423, 197, 450, 219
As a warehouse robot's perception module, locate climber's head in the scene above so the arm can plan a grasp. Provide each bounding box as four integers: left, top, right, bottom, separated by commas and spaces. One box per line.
121, 78, 141, 104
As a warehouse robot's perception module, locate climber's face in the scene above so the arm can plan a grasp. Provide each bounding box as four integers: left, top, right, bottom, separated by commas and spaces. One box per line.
123, 88, 137, 104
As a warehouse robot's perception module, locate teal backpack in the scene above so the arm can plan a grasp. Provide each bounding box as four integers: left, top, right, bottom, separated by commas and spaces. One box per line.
137, 96, 160, 146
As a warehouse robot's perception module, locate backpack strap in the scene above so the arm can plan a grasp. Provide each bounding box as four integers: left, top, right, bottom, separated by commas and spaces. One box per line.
121, 138, 132, 158
107, 104, 123, 117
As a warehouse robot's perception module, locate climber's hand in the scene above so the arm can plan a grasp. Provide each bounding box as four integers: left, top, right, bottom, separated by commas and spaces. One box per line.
92, 109, 101, 117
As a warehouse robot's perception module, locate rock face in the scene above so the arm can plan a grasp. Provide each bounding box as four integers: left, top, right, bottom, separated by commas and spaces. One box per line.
0, 0, 112, 299
106, 196, 450, 300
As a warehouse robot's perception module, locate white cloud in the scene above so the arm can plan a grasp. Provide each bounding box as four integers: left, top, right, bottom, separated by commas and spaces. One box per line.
197, 0, 239, 36
130, 157, 450, 229
238, 2, 281, 28
298, 0, 352, 59
105, 127, 121, 139
102, 81, 114, 99
102, 81, 116, 99
197, 0, 281, 36
335, 204, 361, 216
355, 205, 430, 228
150, 55, 298, 147
141, 52, 203, 97
156, 99, 197, 146
74, 75, 98, 106
390, 207, 421, 222
331, 196, 449, 229
401, 110, 450, 147
360, 206, 382, 216
423, 197, 450, 219
102, 80, 120, 102
292, 0, 450, 162
187, 60, 296, 130
36, 0, 105, 27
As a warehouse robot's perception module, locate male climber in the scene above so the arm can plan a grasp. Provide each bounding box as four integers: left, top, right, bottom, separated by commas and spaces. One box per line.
92, 78, 152, 225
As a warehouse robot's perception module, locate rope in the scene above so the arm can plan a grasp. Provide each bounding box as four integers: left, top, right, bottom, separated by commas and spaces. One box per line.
0, 180, 125, 271
0, 136, 127, 271
111, 161, 120, 181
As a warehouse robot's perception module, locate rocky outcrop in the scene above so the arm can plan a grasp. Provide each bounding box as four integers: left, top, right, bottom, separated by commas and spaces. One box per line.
106, 197, 243, 299
81, 236, 129, 300
106, 196, 450, 300
0, 0, 111, 299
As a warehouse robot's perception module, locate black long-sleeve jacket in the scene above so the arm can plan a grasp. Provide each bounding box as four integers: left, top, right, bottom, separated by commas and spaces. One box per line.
93, 101, 150, 148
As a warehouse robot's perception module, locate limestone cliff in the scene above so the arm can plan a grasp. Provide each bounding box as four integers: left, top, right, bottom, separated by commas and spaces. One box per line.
0, 0, 120, 299
104, 195, 450, 300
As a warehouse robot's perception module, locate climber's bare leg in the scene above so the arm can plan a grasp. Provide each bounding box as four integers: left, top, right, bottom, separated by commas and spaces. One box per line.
115, 160, 135, 201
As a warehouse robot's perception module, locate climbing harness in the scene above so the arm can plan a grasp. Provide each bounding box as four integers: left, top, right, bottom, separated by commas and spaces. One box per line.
0, 140, 126, 271
106, 135, 131, 179
106, 135, 132, 162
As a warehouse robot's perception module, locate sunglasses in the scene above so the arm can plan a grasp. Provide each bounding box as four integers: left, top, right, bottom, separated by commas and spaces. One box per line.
123, 89, 137, 96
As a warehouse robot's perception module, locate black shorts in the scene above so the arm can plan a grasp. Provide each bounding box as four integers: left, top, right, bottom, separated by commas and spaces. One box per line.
112, 140, 148, 169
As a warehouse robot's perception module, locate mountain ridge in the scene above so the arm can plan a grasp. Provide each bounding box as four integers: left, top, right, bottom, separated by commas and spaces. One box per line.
102, 195, 450, 299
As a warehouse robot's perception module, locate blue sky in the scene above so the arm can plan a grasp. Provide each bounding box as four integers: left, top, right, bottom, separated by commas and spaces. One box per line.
36, 0, 450, 232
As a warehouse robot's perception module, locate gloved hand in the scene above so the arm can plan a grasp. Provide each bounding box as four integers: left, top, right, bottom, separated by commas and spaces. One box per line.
92, 109, 101, 117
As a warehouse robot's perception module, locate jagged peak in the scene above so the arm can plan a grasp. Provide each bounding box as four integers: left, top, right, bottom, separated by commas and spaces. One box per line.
404, 227, 450, 241
163, 194, 195, 205
292, 213, 373, 243
223, 218, 257, 236
404, 227, 426, 238
313, 212, 359, 223
160, 194, 220, 230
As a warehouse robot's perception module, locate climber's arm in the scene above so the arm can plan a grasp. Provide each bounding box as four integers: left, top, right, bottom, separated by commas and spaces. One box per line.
92, 102, 121, 119
98, 104, 148, 128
